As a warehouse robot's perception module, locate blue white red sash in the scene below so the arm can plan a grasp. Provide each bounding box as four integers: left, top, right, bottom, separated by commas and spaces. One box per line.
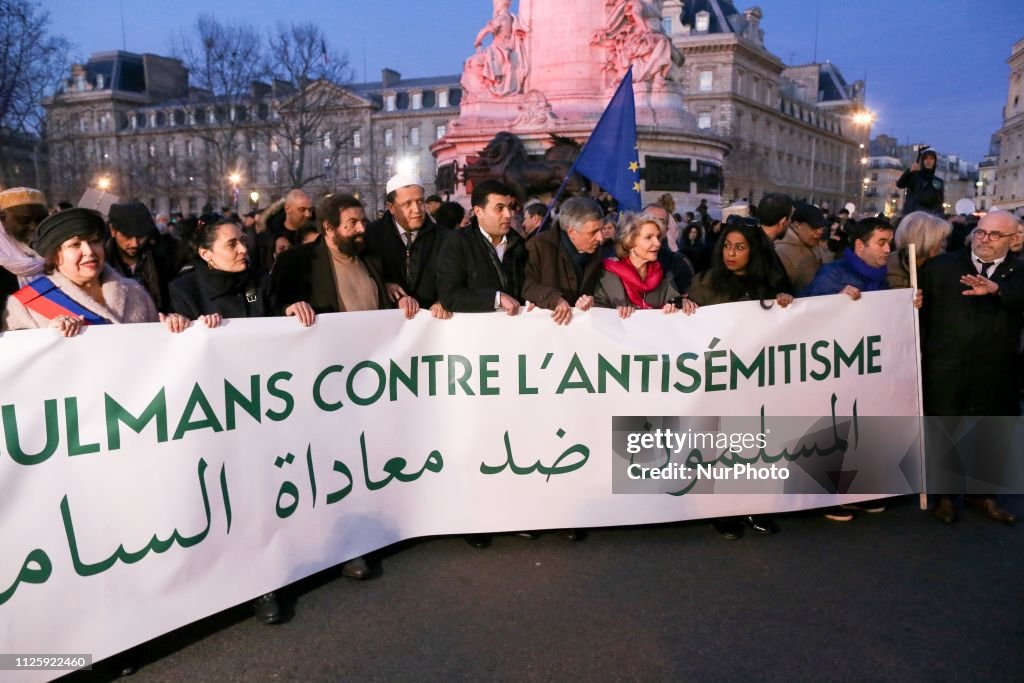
12, 277, 111, 325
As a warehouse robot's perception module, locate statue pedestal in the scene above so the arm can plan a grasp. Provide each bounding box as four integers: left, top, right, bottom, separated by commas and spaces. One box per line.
433, 0, 729, 211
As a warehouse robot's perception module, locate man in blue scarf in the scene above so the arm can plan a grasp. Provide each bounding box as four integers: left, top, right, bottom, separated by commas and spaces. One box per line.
801, 217, 893, 300
798, 216, 900, 522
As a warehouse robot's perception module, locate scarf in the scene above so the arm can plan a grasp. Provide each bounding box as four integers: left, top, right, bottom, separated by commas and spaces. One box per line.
602, 258, 663, 309
841, 248, 888, 291
0, 220, 44, 282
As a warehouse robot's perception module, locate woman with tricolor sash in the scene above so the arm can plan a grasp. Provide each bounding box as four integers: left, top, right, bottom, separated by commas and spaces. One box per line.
1, 208, 191, 335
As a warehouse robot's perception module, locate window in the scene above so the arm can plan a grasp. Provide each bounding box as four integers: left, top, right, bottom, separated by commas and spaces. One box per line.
270, 138, 279, 153
167, 141, 175, 157
411, 92, 422, 110
436, 124, 447, 140
186, 140, 194, 157
384, 128, 394, 147
697, 112, 712, 130
323, 158, 332, 173
323, 132, 332, 149
699, 70, 713, 92
353, 156, 363, 180
695, 11, 710, 32
437, 90, 449, 108
384, 94, 396, 112
353, 130, 362, 148
409, 126, 420, 146
270, 160, 279, 183
385, 155, 394, 176
248, 138, 257, 153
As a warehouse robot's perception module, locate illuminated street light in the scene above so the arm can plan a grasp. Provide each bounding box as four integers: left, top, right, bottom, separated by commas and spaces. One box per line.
97, 176, 111, 191
250, 190, 259, 210
852, 109, 876, 127
396, 156, 417, 176
228, 173, 241, 210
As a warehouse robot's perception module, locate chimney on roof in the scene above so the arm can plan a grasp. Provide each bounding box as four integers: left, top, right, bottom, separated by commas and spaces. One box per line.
381, 68, 401, 88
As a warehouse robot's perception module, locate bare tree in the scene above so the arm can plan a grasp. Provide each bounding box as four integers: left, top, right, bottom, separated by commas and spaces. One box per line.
173, 14, 266, 206
0, 0, 70, 187
265, 22, 359, 191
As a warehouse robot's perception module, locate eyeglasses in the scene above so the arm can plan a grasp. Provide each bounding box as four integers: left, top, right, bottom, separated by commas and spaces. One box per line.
974, 230, 1014, 241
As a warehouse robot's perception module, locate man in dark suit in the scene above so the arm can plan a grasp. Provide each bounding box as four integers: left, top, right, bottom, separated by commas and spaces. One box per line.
920, 210, 1024, 524
270, 193, 413, 323
522, 196, 604, 324
364, 173, 452, 319
437, 179, 526, 314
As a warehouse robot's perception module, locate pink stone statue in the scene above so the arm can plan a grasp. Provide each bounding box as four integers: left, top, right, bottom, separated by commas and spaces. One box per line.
462, 0, 531, 99
591, 0, 683, 88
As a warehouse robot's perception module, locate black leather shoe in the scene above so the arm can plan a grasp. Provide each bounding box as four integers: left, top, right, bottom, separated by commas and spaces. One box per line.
742, 515, 778, 535
711, 517, 743, 540
967, 497, 1017, 524
465, 534, 491, 549
341, 556, 370, 579
254, 592, 282, 625
932, 497, 957, 524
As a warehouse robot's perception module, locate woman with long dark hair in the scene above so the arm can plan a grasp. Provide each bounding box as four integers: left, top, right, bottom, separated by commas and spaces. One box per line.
688, 219, 793, 309
686, 219, 791, 540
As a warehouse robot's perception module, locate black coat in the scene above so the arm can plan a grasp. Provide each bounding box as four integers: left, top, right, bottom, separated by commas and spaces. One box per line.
896, 168, 945, 215
268, 236, 389, 315
0, 266, 17, 318
436, 226, 527, 312
364, 213, 450, 307
169, 264, 270, 319
919, 249, 1024, 416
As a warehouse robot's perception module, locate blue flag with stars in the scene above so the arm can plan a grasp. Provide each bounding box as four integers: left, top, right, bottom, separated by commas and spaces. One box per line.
572, 69, 641, 212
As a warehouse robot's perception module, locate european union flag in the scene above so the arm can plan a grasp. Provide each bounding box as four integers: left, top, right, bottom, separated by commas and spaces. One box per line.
572, 69, 641, 212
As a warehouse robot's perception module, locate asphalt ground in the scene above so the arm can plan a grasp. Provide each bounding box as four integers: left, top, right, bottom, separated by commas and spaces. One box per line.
64, 496, 1024, 682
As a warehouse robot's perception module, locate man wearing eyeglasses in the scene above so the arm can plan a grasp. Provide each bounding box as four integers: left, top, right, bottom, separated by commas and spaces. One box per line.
920, 210, 1024, 525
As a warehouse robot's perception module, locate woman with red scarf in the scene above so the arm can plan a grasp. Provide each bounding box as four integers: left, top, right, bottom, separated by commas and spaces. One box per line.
594, 212, 698, 317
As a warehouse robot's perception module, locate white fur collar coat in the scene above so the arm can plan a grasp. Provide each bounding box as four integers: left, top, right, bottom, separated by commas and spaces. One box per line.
2, 266, 158, 331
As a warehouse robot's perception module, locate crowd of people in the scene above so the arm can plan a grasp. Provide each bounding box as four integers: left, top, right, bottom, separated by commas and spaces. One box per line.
1, 169, 1021, 628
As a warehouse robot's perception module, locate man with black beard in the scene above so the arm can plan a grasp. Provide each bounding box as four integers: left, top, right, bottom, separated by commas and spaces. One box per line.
268, 193, 412, 584
270, 193, 411, 319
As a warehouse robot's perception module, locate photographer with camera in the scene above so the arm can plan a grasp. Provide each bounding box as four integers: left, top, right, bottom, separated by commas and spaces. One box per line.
896, 146, 945, 216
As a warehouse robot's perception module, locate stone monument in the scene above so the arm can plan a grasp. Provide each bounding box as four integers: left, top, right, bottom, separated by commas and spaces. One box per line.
432, 0, 730, 207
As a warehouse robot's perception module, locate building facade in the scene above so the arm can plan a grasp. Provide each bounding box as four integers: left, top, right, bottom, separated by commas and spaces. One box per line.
665, 0, 868, 213
992, 37, 1024, 213
43, 51, 461, 216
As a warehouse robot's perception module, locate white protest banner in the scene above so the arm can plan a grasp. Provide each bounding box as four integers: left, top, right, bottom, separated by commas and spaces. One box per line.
0, 290, 922, 678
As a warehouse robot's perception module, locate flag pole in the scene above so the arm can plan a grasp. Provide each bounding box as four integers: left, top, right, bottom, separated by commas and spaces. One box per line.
537, 68, 635, 233
909, 243, 928, 511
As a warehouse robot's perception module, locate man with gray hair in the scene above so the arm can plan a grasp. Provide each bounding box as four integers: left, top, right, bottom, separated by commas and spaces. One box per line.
522, 196, 605, 325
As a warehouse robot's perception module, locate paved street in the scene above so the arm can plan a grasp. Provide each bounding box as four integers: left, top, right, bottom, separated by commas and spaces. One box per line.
64, 497, 1023, 682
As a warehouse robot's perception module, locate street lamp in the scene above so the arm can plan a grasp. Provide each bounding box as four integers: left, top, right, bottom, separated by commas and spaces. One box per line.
250, 190, 259, 211
228, 173, 241, 210
97, 176, 111, 191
